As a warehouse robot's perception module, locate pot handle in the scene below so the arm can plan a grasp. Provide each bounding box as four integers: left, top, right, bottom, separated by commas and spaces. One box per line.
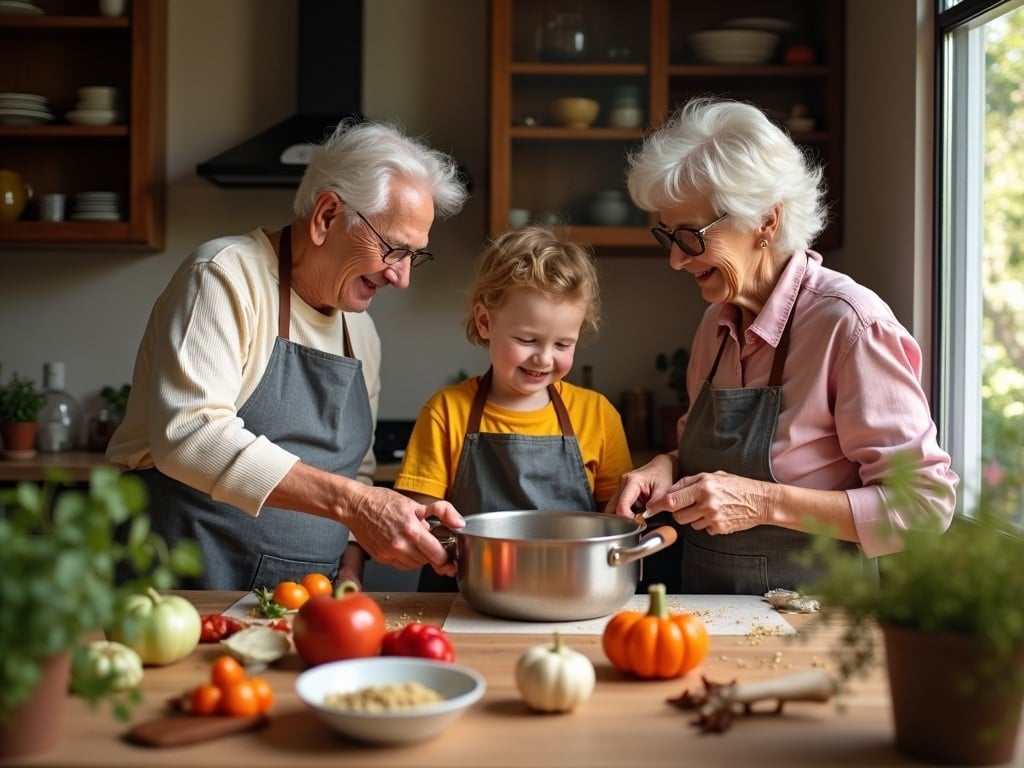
427, 518, 459, 563
607, 525, 678, 568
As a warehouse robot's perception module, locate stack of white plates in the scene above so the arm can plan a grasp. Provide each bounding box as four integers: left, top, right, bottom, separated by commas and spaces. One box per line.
0, 92, 54, 126
66, 85, 123, 126
0, 0, 44, 16
72, 191, 122, 222
690, 29, 780, 64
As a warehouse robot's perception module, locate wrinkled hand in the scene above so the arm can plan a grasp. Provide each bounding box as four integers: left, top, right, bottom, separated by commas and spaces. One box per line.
606, 453, 678, 518
345, 487, 464, 573
648, 471, 780, 535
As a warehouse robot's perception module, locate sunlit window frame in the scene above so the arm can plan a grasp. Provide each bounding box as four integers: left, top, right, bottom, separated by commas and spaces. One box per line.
934, 0, 1024, 517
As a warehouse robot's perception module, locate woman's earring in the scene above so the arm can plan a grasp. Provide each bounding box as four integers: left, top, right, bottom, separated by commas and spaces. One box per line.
759, 238, 769, 249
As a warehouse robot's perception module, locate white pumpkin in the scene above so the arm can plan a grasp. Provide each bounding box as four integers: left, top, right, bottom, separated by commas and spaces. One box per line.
514, 632, 595, 713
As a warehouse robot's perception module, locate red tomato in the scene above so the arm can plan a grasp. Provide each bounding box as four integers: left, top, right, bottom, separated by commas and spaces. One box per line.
199, 614, 246, 642
381, 622, 455, 662
292, 582, 386, 666
783, 44, 816, 65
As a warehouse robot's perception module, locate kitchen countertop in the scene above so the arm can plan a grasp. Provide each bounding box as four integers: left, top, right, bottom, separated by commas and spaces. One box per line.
6, 591, 1005, 768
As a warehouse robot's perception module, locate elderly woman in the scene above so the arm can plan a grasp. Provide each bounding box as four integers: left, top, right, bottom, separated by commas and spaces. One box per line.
108, 119, 468, 590
607, 97, 959, 595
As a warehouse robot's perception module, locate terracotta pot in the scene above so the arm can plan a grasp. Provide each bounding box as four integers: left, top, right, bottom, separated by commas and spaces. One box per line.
1, 421, 39, 453
883, 623, 1024, 765
0, 653, 71, 759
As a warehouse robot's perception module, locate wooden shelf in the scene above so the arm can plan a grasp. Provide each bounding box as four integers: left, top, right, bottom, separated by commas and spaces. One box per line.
488, 0, 845, 254
0, 0, 166, 251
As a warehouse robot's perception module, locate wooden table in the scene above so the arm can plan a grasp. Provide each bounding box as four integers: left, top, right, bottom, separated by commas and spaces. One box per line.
6, 592, 1017, 767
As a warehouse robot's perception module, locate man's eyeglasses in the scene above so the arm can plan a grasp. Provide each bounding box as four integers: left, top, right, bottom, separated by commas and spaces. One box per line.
356, 211, 434, 268
651, 211, 729, 257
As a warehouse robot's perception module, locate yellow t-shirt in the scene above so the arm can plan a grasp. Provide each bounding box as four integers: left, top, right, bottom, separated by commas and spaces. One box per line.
394, 376, 633, 506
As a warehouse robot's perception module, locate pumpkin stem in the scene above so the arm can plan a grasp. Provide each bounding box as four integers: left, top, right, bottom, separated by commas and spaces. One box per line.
551, 631, 564, 653
646, 583, 669, 619
146, 586, 163, 604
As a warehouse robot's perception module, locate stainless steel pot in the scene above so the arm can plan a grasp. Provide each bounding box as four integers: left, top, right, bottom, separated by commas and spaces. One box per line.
432, 510, 677, 621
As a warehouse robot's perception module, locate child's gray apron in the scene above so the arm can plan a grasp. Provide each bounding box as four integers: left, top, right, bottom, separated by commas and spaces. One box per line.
418, 368, 595, 591
138, 225, 372, 590
643, 306, 865, 594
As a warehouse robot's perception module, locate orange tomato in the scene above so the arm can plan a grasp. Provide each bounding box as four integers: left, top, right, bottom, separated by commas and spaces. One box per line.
189, 683, 223, 715
300, 572, 333, 598
220, 679, 261, 717
210, 654, 246, 689
249, 676, 274, 714
272, 580, 310, 610
602, 583, 709, 679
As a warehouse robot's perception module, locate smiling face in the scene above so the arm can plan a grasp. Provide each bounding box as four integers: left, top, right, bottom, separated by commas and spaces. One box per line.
659, 198, 774, 315
474, 286, 586, 410
299, 181, 435, 313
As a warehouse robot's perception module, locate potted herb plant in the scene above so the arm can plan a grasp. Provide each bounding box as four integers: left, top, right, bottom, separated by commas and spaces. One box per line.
806, 453, 1024, 766
86, 383, 131, 450
654, 347, 690, 450
0, 366, 47, 457
0, 467, 201, 758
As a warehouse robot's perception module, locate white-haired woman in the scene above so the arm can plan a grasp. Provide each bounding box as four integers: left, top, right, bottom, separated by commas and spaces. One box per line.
108, 119, 468, 590
607, 97, 958, 595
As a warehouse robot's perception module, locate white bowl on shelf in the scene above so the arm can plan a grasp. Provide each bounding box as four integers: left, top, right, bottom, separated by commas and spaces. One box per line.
66, 109, 120, 126
690, 29, 779, 64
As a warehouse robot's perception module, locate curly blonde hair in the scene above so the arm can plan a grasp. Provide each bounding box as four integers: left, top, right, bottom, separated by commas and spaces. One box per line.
464, 226, 601, 347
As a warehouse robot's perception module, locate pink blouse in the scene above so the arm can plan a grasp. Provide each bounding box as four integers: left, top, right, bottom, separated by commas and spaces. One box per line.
679, 251, 959, 557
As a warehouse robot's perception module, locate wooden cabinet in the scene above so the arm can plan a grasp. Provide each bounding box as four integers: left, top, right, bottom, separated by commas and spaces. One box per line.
0, 0, 166, 251
488, 0, 844, 255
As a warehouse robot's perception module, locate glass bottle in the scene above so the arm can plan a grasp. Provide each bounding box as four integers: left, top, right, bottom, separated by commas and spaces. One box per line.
36, 361, 82, 452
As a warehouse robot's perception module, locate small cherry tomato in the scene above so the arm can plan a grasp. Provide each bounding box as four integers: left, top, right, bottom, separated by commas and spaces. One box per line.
189, 683, 223, 716
301, 572, 333, 598
221, 679, 261, 717
249, 676, 274, 714
272, 581, 310, 611
210, 654, 246, 689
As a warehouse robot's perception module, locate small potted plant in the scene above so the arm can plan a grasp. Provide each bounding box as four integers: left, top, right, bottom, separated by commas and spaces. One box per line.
0, 366, 47, 457
806, 453, 1024, 766
0, 468, 202, 758
654, 347, 690, 450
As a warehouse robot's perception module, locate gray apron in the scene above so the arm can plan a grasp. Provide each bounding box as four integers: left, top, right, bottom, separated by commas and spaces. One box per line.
137, 226, 373, 590
418, 368, 595, 591
642, 306, 865, 595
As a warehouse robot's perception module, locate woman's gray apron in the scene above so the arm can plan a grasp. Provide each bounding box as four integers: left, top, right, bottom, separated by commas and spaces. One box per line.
642, 308, 865, 595
418, 368, 595, 591
136, 226, 372, 590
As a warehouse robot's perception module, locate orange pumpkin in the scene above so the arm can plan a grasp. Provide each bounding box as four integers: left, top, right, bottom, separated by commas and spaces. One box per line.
602, 583, 709, 679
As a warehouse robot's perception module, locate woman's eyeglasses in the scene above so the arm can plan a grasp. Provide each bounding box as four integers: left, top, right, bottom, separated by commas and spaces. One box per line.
650, 211, 729, 257
357, 211, 434, 268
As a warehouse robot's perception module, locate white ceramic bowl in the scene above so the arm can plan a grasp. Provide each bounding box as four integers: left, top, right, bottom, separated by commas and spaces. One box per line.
66, 109, 120, 126
690, 29, 779, 64
550, 97, 599, 129
295, 657, 486, 746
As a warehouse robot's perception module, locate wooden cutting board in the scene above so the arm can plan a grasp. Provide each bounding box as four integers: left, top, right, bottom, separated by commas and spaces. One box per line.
127, 714, 268, 747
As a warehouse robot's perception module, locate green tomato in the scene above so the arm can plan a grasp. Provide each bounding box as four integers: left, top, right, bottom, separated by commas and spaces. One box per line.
77, 640, 144, 691
107, 587, 201, 665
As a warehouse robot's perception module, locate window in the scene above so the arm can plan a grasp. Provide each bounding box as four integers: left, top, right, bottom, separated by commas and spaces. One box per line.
935, 0, 1024, 526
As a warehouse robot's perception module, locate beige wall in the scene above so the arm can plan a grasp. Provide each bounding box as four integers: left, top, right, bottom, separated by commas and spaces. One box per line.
0, 0, 932, 422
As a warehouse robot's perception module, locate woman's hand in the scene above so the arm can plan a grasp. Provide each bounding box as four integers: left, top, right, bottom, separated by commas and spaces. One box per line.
605, 453, 679, 517
648, 471, 781, 535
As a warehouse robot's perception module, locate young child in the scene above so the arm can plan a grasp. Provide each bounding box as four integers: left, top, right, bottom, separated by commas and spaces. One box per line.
394, 225, 633, 591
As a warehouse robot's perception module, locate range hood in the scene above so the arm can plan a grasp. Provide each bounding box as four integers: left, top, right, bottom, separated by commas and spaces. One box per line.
196, 0, 363, 187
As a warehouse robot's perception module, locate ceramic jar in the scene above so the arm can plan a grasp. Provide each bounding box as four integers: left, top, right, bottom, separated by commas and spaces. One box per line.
608, 85, 644, 129
537, 11, 589, 62
0, 169, 31, 223
589, 189, 630, 226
